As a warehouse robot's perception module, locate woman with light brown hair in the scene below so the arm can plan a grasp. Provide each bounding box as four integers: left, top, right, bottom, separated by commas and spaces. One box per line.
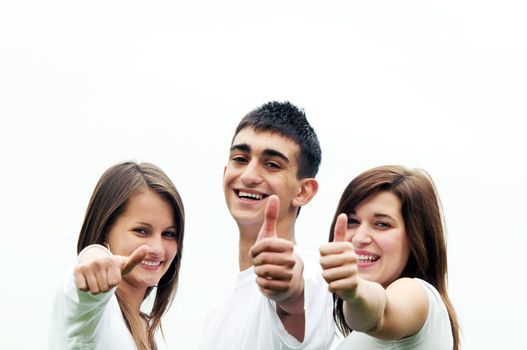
49, 161, 185, 350
320, 165, 459, 350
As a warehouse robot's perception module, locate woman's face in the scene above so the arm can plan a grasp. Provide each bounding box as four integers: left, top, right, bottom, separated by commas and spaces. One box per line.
345, 191, 410, 288
107, 189, 178, 293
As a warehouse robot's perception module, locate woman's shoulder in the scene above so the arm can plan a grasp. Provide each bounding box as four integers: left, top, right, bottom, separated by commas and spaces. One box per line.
408, 278, 454, 348
412, 278, 443, 305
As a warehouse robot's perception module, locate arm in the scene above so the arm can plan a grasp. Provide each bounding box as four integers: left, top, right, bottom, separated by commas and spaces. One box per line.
319, 214, 429, 340
50, 245, 149, 347
249, 195, 306, 341
343, 277, 428, 340
275, 253, 304, 314
75, 244, 149, 294
251, 241, 306, 341
258, 247, 306, 341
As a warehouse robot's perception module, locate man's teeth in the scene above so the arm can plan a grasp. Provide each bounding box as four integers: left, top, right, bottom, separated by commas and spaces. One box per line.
142, 260, 161, 267
357, 255, 378, 263
239, 191, 263, 200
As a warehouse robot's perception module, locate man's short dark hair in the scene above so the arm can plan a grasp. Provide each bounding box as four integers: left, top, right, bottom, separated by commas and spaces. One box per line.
232, 101, 321, 179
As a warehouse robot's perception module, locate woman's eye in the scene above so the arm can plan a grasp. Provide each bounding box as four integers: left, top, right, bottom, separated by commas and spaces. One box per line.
163, 231, 177, 239
133, 228, 148, 235
376, 222, 391, 229
347, 218, 359, 226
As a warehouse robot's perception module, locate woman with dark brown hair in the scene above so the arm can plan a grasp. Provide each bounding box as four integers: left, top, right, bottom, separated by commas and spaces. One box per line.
49, 161, 185, 350
320, 165, 459, 350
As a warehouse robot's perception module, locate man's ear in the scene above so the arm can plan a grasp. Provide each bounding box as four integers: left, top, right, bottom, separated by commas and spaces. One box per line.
292, 178, 318, 208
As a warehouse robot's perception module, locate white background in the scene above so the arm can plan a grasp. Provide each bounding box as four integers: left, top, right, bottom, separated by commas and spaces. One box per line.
1, 1, 526, 349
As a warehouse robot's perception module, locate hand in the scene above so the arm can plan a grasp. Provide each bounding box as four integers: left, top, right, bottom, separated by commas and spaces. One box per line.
319, 213, 360, 301
249, 195, 302, 302
74, 245, 150, 294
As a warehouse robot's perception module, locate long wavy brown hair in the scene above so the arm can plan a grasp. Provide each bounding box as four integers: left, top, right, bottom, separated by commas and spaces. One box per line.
328, 165, 459, 349
76, 161, 185, 349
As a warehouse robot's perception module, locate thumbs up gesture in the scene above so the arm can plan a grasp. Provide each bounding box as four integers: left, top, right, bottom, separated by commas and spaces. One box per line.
256, 193, 280, 241
319, 214, 360, 301
249, 195, 303, 303
74, 244, 150, 295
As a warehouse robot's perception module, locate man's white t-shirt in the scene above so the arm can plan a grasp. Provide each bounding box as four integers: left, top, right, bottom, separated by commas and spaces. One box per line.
199, 247, 335, 350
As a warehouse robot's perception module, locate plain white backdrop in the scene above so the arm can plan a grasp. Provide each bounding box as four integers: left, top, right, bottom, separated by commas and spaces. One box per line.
1, 1, 526, 349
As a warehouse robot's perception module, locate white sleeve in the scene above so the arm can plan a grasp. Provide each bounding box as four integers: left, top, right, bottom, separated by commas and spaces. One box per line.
413, 279, 454, 346
49, 266, 117, 345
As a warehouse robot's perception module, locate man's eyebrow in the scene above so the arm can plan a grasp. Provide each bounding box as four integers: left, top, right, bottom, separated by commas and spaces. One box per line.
262, 149, 289, 164
230, 143, 251, 153
230, 144, 290, 164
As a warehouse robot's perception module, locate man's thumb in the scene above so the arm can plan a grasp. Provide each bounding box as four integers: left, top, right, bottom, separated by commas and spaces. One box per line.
258, 195, 279, 240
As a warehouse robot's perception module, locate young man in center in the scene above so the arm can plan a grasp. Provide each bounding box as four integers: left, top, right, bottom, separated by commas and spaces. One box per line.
199, 101, 334, 350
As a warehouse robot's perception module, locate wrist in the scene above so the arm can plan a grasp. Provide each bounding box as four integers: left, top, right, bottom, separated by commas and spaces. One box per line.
77, 244, 112, 263
277, 286, 304, 315
276, 255, 305, 314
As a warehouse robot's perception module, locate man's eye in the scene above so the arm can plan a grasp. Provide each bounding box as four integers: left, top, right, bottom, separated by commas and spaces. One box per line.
265, 162, 281, 169
232, 156, 248, 163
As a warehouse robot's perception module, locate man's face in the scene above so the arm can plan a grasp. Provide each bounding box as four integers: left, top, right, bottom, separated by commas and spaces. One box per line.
223, 128, 302, 227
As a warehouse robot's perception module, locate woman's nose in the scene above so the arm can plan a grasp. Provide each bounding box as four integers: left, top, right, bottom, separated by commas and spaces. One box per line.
147, 235, 164, 256
351, 224, 373, 247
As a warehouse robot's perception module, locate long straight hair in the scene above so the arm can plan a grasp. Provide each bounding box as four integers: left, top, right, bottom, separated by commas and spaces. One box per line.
329, 165, 459, 349
76, 162, 185, 349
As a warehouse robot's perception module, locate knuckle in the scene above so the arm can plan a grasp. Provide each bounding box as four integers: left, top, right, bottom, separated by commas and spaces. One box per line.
101, 256, 114, 267
283, 270, 293, 280
345, 251, 357, 261
258, 239, 271, 250
256, 277, 271, 289
345, 265, 357, 275
283, 243, 294, 252
92, 259, 105, 270
284, 257, 295, 268
329, 281, 341, 293
256, 252, 273, 265
253, 266, 265, 276
248, 246, 258, 258
321, 271, 331, 282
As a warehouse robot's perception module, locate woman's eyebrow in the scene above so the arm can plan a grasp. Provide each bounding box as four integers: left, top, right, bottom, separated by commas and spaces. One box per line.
372, 213, 394, 220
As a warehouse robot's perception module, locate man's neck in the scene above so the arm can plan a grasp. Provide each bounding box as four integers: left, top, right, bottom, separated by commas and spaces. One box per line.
238, 237, 256, 271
